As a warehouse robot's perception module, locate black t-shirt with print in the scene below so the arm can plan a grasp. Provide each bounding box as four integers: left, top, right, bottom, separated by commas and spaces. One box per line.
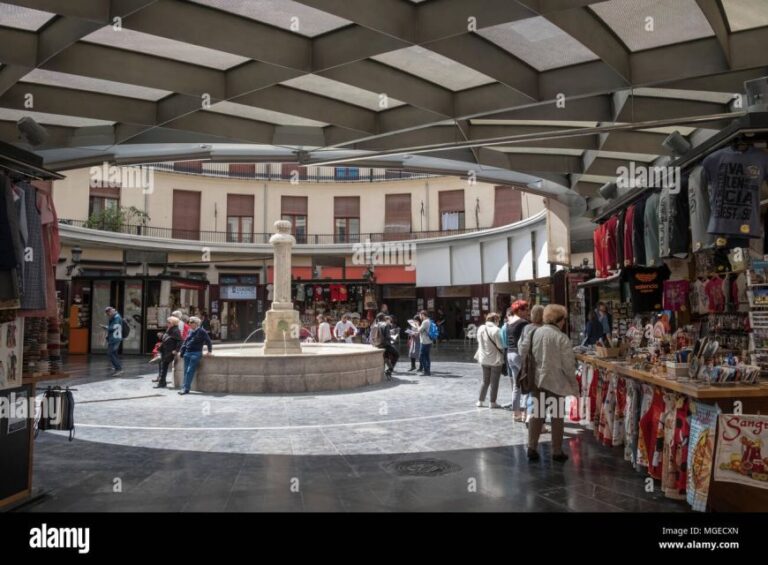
622, 265, 671, 313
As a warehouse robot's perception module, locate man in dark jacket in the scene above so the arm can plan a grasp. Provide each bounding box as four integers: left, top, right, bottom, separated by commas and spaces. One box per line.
154, 316, 182, 388
178, 316, 213, 395
103, 306, 124, 376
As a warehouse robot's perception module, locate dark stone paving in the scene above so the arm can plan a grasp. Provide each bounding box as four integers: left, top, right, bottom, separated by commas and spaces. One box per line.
20, 343, 688, 512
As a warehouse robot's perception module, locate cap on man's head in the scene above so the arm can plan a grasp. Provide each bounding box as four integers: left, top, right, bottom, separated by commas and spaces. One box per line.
105, 306, 114, 312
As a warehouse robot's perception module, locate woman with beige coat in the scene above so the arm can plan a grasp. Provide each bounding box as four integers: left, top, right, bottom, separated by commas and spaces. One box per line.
474, 312, 506, 409
518, 304, 578, 462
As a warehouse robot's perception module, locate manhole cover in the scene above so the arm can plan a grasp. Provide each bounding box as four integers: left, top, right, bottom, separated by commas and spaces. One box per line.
389, 459, 461, 477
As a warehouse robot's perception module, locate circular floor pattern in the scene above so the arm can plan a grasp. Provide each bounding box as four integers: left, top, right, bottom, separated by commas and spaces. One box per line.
48, 362, 582, 456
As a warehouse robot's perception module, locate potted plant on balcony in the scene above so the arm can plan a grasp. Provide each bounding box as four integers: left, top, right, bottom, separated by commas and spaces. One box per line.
85, 206, 150, 234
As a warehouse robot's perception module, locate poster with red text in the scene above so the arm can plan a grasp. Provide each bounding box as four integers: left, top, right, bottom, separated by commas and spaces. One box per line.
714, 414, 768, 490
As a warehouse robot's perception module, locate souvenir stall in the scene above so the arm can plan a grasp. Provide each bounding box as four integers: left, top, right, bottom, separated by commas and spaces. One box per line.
575, 113, 768, 511
0, 141, 65, 509
292, 280, 370, 341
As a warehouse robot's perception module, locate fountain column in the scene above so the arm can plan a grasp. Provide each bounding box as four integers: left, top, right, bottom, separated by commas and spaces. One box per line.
263, 220, 303, 355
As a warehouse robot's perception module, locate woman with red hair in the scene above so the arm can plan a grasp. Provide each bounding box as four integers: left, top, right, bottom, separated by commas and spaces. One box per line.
500, 299, 530, 421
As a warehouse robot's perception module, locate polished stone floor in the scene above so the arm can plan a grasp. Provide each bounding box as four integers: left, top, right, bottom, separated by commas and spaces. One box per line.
21, 343, 687, 512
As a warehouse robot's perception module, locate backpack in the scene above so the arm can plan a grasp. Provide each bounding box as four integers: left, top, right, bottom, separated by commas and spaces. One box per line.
518, 328, 537, 395
369, 322, 383, 347
36, 386, 76, 441
121, 318, 131, 339
428, 320, 439, 341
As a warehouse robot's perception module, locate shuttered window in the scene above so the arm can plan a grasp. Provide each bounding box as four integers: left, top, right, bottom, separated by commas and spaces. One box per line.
281, 196, 308, 215
334, 196, 360, 218
493, 186, 523, 226
227, 194, 254, 243
384, 194, 411, 240
281, 196, 308, 243
172, 190, 201, 240
334, 197, 360, 243
228, 163, 255, 177
227, 194, 254, 217
439, 190, 465, 214
439, 190, 465, 231
173, 160, 203, 173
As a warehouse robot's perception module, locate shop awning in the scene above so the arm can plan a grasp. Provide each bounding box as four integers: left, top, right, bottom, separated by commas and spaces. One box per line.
577, 272, 621, 288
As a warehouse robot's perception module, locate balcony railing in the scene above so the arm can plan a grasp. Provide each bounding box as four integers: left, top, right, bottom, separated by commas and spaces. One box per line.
59, 219, 483, 244
144, 162, 439, 183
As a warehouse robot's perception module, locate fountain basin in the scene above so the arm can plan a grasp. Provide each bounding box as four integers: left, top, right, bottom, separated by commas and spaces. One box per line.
174, 343, 386, 393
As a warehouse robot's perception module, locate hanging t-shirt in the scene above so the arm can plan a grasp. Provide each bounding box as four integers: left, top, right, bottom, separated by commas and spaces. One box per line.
688, 165, 714, 252
663, 280, 689, 311
734, 272, 748, 312
622, 265, 671, 313
644, 192, 661, 267
704, 276, 725, 312
691, 278, 709, 315
313, 286, 324, 301
721, 275, 731, 311
658, 176, 690, 258
604, 215, 618, 272
266, 284, 274, 301
702, 146, 768, 238
295, 284, 305, 302
593, 224, 605, 277
616, 210, 625, 272
329, 284, 340, 302
633, 196, 647, 266
338, 285, 348, 302
623, 204, 635, 267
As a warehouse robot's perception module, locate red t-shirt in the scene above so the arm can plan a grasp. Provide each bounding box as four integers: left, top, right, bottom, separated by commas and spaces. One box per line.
593, 225, 604, 277
705, 277, 725, 312
604, 215, 618, 273
623, 205, 635, 267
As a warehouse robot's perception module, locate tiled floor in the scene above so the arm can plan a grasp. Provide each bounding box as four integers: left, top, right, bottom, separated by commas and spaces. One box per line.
21, 343, 687, 512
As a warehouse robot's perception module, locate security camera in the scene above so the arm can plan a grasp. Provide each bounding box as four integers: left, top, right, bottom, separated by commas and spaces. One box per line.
599, 182, 618, 200
17, 116, 48, 147
661, 131, 692, 156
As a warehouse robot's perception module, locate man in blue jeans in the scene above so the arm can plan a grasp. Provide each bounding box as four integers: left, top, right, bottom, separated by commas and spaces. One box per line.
178, 316, 213, 395
418, 310, 433, 376
103, 307, 124, 376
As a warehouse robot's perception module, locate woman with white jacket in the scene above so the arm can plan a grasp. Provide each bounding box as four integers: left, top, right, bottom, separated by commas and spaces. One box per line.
475, 312, 506, 408
518, 304, 578, 462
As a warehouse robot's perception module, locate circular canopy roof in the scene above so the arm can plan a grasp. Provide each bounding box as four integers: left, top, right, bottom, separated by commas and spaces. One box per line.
0, 0, 767, 227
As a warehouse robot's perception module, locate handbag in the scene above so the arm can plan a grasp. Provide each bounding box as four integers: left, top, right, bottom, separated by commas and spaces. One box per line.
518, 328, 537, 394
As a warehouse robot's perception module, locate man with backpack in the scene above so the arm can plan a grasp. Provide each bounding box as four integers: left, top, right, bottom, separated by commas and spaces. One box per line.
371, 313, 399, 378
418, 310, 437, 376
103, 306, 125, 376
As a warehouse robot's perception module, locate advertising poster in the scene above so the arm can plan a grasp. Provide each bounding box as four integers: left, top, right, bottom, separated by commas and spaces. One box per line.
687, 402, 720, 511
0, 317, 23, 391
714, 414, 768, 490
123, 281, 143, 354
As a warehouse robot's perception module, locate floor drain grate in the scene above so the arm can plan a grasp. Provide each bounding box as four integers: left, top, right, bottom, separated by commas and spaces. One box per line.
389, 458, 461, 477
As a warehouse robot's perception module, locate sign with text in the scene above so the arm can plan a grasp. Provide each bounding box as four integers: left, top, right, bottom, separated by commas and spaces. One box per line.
714, 414, 768, 490
220, 286, 257, 300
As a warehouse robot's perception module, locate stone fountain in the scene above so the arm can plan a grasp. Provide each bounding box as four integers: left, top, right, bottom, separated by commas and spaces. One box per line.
175, 220, 386, 394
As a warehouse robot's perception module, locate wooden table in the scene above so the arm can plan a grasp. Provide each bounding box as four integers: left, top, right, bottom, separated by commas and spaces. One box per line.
577, 354, 768, 511
576, 354, 768, 407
